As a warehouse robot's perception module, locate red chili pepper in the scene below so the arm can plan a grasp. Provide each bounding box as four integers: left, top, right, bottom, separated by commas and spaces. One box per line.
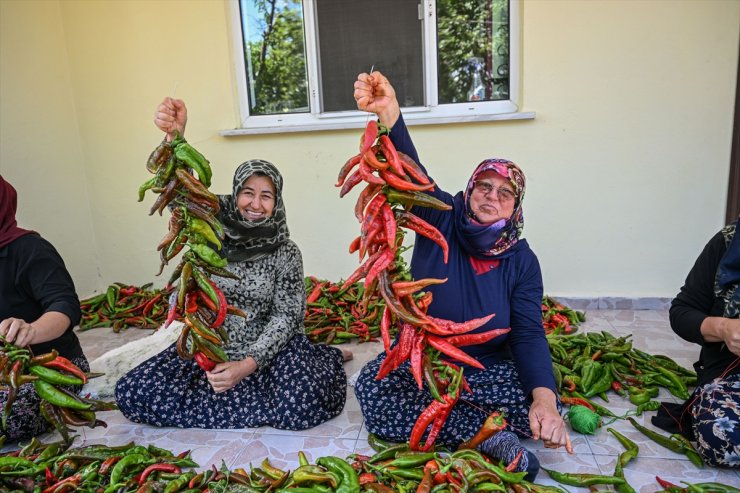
185, 292, 199, 314
164, 300, 179, 329
360, 120, 378, 155
443, 327, 510, 347
377, 135, 404, 175
45, 467, 59, 487
208, 279, 228, 328
142, 293, 163, 316
397, 150, 433, 185
397, 211, 448, 263
336, 153, 362, 187
306, 282, 325, 304
197, 289, 218, 312
358, 156, 387, 185
194, 351, 216, 372
424, 313, 496, 336
655, 476, 680, 489
139, 464, 182, 485
420, 395, 455, 451
505, 449, 524, 472
354, 183, 384, 222
427, 336, 485, 369
365, 247, 395, 288
98, 456, 121, 475
339, 169, 364, 198
409, 399, 445, 450
410, 331, 426, 389
363, 147, 390, 171
458, 411, 507, 450
392, 278, 447, 298
43, 356, 88, 384
380, 202, 397, 250
41, 473, 81, 493
560, 396, 595, 412
380, 306, 392, 351
358, 472, 376, 485
380, 169, 435, 193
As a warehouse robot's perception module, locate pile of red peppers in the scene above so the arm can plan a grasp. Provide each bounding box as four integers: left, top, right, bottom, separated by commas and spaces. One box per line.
338, 121, 510, 451
139, 135, 246, 372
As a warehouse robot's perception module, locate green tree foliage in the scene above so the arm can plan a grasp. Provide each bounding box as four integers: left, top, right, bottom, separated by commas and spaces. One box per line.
437, 0, 508, 103
247, 0, 308, 115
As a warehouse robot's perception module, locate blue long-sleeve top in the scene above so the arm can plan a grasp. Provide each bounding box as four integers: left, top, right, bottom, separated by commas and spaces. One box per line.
388, 115, 556, 398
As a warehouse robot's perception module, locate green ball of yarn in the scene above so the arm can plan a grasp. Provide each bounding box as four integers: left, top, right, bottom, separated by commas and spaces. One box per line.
567, 405, 601, 434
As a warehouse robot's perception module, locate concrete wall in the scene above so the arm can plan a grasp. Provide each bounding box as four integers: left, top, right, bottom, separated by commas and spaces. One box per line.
1, 0, 737, 299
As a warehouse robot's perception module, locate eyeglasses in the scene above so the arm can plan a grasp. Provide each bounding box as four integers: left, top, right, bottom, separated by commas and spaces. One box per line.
472, 181, 516, 202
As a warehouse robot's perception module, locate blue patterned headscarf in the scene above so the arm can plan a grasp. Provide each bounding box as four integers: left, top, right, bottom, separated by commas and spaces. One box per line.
451, 159, 525, 259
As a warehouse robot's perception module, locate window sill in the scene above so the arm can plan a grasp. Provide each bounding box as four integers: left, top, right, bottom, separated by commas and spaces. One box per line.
219, 111, 536, 136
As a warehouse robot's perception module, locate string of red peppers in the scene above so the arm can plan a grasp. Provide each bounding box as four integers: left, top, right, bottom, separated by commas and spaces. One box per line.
140, 135, 246, 372
338, 121, 511, 451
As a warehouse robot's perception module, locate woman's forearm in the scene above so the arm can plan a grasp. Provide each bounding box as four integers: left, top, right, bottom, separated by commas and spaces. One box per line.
30, 311, 71, 344
701, 316, 735, 343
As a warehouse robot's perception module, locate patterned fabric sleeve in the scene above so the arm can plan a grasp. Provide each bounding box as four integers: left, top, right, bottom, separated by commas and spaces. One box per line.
242, 241, 306, 368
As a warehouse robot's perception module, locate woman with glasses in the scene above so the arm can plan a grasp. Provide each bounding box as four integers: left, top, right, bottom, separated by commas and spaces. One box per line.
352, 72, 572, 481
114, 98, 348, 431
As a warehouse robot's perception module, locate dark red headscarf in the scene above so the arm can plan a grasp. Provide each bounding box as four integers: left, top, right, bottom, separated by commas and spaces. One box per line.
0, 176, 35, 248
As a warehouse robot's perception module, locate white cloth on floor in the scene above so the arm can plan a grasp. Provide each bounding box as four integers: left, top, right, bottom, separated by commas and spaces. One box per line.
82, 322, 182, 399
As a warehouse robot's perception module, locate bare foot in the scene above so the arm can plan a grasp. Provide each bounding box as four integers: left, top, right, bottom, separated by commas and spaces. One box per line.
341, 348, 353, 362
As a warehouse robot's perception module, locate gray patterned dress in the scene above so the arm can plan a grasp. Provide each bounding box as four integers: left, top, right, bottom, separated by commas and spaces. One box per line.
115, 160, 346, 430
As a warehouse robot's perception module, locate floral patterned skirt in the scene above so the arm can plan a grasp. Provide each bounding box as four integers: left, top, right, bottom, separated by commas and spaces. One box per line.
691, 373, 740, 467
115, 334, 346, 430
355, 352, 546, 447
0, 356, 89, 443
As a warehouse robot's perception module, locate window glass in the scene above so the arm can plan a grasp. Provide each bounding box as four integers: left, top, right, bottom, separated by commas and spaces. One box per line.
239, 0, 310, 115
437, 0, 509, 103
315, 0, 424, 112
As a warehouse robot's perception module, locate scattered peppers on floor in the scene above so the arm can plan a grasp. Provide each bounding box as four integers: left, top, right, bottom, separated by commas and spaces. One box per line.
139, 134, 247, 372
0, 339, 116, 444
79, 283, 173, 332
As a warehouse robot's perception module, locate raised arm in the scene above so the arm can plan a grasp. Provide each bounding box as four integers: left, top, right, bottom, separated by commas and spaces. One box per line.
154, 97, 188, 142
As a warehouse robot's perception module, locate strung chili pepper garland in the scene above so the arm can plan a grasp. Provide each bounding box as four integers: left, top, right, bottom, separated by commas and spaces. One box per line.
79, 282, 173, 332
140, 135, 247, 372
338, 121, 511, 451
0, 340, 115, 444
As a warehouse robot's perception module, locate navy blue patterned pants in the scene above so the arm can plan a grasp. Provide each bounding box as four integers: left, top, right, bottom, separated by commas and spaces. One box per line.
0, 356, 89, 442
355, 352, 539, 447
115, 334, 346, 430
691, 373, 740, 467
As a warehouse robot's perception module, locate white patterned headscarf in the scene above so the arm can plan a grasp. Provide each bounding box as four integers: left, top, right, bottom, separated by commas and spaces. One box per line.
217, 159, 290, 262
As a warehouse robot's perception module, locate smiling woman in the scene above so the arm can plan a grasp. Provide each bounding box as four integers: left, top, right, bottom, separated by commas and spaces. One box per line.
113, 99, 348, 431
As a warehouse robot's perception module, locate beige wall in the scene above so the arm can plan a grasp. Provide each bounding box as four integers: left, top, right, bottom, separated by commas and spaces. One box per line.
1, 0, 738, 299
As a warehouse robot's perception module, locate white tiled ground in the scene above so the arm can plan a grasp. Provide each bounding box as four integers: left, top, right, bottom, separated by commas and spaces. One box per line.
15, 311, 740, 491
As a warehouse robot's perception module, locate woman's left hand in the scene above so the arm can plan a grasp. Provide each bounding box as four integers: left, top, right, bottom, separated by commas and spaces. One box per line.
206, 357, 257, 393
529, 387, 573, 453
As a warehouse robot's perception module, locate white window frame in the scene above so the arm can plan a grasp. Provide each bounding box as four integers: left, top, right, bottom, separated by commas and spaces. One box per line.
223, 0, 532, 136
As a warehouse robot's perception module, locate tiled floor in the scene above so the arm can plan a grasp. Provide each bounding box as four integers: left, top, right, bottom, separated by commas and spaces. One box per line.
16, 310, 740, 491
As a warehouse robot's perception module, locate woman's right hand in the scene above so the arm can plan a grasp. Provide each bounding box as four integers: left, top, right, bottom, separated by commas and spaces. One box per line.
154, 97, 187, 142
354, 71, 401, 128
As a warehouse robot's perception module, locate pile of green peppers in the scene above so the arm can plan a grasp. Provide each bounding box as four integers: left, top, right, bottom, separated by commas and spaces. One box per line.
548, 331, 696, 418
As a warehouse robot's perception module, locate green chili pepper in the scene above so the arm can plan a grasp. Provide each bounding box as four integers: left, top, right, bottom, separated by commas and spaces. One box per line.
543, 467, 626, 487
28, 365, 84, 386
163, 471, 196, 493
316, 456, 360, 493
190, 243, 227, 268
109, 453, 148, 484
33, 380, 91, 410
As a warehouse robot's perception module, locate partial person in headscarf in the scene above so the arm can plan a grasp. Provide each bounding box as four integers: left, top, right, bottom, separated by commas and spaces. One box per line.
114, 100, 347, 430
351, 72, 572, 481
654, 217, 740, 467
0, 175, 88, 442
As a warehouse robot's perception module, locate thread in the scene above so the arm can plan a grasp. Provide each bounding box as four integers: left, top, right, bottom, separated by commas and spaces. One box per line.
567, 405, 601, 434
